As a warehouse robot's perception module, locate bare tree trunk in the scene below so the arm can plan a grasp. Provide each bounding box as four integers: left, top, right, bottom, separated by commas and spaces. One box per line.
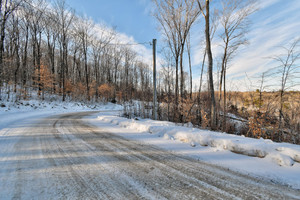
37, 31, 42, 97
14, 41, 20, 93
279, 90, 284, 132
22, 25, 28, 96
174, 57, 179, 121
223, 68, 226, 131
180, 46, 184, 99
187, 34, 192, 99
219, 39, 228, 103
84, 47, 89, 101
205, 0, 217, 129
0, 19, 5, 99
197, 50, 206, 126
220, 39, 228, 130
62, 39, 67, 101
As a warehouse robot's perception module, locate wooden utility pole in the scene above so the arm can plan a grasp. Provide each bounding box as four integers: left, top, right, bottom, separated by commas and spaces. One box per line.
152, 39, 157, 120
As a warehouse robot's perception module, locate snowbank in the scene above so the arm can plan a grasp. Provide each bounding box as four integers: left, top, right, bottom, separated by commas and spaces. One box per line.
96, 115, 300, 167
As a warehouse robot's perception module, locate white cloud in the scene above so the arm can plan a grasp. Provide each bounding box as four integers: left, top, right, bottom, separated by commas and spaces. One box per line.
259, 0, 280, 10
227, 0, 300, 79
190, 0, 300, 91
91, 22, 157, 68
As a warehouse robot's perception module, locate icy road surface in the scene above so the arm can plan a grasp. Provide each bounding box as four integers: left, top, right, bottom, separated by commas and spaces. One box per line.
1, 111, 299, 199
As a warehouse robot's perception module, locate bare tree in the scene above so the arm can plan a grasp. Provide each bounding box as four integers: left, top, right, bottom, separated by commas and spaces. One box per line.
153, 0, 181, 120
43, 8, 58, 93
218, 0, 257, 130
153, 0, 199, 122
197, 0, 216, 129
18, 2, 31, 95
7, 13, 21, 93
271, 38, 300, 135
54, 0, 74, 101
187, 33, 192, 99
90, 25, 115, 100
122, 47, 136, 101
111, 45, 122, 90
0, 0, 23, 99
160, 48, 175, 120
174, 0, 199, 100
27, 0, 47, 97
74, 16, 94, 100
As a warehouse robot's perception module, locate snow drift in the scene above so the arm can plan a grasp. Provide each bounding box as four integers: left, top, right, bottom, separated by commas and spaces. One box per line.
97, 115, 300, 167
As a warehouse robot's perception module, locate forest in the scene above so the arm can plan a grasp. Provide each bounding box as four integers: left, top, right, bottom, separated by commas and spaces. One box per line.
1, 0, 300, 144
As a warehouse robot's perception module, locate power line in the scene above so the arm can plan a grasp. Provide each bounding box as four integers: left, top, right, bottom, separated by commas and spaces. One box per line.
106, 41, 152, 46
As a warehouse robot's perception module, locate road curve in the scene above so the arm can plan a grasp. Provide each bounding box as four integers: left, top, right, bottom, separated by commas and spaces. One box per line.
0, 111, 299, 199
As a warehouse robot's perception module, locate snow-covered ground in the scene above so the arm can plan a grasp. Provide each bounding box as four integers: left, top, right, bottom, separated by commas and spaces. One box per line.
86, 111, 300, 190
0, 98, 122, 132
1, 98, 300, 190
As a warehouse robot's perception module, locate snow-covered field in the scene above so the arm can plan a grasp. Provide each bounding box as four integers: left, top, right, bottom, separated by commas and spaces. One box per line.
87, 111, 300, 190
1, 98, 300, 190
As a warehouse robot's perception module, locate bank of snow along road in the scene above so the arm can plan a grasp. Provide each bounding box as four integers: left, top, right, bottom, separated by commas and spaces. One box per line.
0, 111, 299, 199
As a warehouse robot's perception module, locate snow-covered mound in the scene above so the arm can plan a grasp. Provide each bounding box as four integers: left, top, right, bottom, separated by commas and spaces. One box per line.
0, 98, 122, 113
97, 115, 300, 167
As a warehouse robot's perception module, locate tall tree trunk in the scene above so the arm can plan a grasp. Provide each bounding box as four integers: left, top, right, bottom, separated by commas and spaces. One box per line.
61, 40, 66, 101
84, 49, 89, 101
279, 90, 284, 137
174, 56, 179, 121
223, 68, 227, 131
22, 26, 28, 97
205, 0, 216, 129
37, 31, 42, 97
188, 43, 192, 100
220, 39, 228, 130
179, 47, 185, 122
0, 19, 5, 100
198, 51, 206, 126
14, 42, 20, 93
180, 47, 184, 99
219, 42, 228, 102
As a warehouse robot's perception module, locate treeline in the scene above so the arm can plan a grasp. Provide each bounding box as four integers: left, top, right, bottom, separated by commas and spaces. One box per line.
0, 0, 153, 103
1, 0, 300, 144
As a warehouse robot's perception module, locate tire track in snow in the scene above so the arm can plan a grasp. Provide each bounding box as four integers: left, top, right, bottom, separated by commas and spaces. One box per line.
1, 111, 300, 199
58, 112, 300, 199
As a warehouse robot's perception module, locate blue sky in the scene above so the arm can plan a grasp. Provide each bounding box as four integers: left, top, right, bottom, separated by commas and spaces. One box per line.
66, 0, 300, 91
65, 0, 159, 44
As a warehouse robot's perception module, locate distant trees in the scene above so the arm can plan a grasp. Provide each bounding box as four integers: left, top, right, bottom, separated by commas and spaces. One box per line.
74, 16, 93, 100
234, 38, 300, 143
0, 0, 153, 103
54, 0, 75, 101
0, 0, 23, 99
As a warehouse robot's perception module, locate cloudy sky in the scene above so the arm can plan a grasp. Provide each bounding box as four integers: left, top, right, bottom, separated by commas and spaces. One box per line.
66, 0, 300, 91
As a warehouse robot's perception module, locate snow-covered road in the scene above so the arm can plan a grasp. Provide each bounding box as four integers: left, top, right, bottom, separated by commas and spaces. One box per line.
1, 111, 300, 199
